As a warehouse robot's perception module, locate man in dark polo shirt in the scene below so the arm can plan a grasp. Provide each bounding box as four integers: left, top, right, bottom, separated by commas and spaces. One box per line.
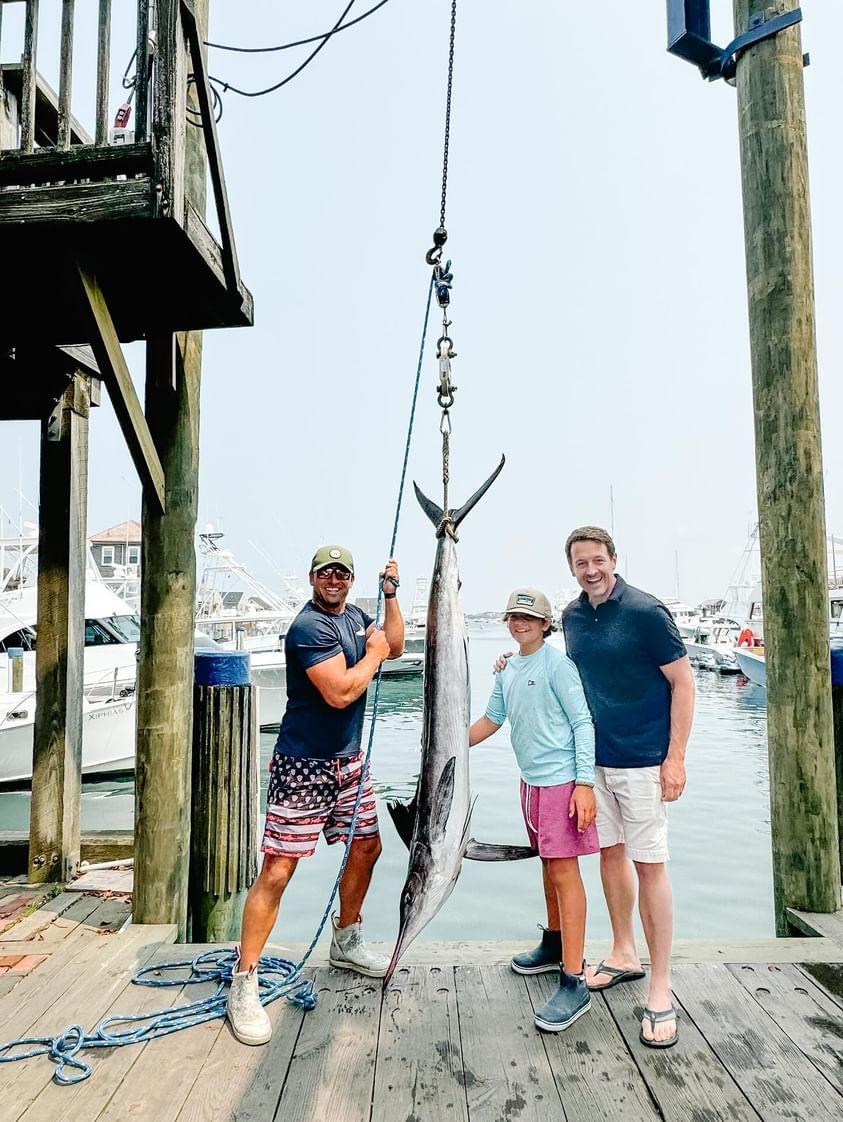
562, 526, 694, 1049
227, 545, 404, 1046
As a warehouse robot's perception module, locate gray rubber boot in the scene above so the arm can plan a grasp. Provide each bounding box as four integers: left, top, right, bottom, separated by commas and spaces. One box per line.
533, 964, 592, 1033
510, 927, 563, 975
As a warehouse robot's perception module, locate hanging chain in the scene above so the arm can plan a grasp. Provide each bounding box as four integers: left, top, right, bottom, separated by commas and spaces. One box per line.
425, 0, 458, 521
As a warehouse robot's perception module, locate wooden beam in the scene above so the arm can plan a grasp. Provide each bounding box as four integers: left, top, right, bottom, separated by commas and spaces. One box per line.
0, 140, 151, 184
76, 262, 166, 514
134, 0, 208, 942
94, 0, 111, 146
180, 0, 240, 294
28, 374, 89, 883
57, 0, 74, 150
733, 0, 840, 928
20, 0, 37, 152
151, 0, 186, 222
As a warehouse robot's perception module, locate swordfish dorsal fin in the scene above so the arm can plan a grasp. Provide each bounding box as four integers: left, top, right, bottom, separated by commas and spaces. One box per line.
413, 455, 505, 534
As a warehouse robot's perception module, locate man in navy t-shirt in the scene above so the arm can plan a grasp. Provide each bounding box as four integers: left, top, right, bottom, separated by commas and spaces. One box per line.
228, 544, 404, 1046
562, 527, 694, 1050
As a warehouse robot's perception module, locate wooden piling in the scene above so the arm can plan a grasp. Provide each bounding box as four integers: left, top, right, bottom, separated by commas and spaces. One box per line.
733, 0, 840, 929
134, 0, 209, 939
28, 374, 90, 884
189, 651, 257, 941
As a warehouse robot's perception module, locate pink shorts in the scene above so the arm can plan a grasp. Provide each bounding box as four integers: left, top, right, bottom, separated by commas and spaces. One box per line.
520, 779, 600, 859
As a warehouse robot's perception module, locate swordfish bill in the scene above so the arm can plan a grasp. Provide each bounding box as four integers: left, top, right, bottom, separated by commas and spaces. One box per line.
385, 454, 535, 982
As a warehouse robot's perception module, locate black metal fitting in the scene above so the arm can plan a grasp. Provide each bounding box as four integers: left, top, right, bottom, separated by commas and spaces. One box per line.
666, 1, 805, 84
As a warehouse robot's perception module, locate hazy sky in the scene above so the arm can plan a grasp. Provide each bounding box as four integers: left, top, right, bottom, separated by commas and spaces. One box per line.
2, 1, 843, 612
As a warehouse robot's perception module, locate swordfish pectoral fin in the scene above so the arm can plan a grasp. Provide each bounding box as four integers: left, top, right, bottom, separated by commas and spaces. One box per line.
464, 840, 538, 862
386, 795, 418, 851
431, 756, 457, 841
414, 455, 505, 532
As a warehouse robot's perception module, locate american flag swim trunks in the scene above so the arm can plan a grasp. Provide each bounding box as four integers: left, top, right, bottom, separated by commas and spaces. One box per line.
261, 751, 379, 858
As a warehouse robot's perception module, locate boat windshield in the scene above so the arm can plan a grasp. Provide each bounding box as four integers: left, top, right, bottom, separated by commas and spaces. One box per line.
84, 615, 141, 646
104, 615, 142, 643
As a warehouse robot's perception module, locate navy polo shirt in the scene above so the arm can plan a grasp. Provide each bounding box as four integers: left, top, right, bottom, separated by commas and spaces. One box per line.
562, 576, 687, 768
275, 601, 374, 761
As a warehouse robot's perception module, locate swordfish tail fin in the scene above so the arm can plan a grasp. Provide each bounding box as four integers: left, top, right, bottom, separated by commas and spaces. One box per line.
413, 455, 505, 531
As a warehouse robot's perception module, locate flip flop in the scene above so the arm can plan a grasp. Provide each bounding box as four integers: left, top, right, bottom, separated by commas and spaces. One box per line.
640, 1006, 678, 1049
587, 961, 646, 992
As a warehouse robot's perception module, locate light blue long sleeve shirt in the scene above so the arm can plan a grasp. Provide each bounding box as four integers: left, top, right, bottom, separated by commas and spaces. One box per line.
485, 642, 596, 787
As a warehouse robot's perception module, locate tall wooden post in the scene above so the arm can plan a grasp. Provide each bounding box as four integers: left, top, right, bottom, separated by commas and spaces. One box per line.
733, 0, 840, 930
134, 0, 208, 937
29, 374, 90, 883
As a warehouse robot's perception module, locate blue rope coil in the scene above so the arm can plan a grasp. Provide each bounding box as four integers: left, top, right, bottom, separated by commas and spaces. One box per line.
0, 274, 435, 1088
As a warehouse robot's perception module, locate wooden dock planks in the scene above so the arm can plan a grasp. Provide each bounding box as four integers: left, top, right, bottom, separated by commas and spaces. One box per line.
278, 968, 380, 1122
671, 963, 843, 1121
1, 930, 842, 1120
603, 977, 761, 1121
526, 973, 659, 1121
455, 965, 564, 1121
373, 965, 468, 1122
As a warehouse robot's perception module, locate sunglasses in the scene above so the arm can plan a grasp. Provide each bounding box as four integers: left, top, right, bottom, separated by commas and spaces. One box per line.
315, 567, 352, 581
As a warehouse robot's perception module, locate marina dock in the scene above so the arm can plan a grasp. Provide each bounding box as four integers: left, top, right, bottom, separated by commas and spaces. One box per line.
3, 885, 843, 1120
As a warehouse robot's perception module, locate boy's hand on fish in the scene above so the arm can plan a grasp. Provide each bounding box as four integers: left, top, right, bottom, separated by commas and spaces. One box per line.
569, 785, 596, 832
367, 629, 391, 662
493, 651, 514, 673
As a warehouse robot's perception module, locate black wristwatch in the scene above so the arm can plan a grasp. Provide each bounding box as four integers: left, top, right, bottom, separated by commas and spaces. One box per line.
383, 592, 397, 599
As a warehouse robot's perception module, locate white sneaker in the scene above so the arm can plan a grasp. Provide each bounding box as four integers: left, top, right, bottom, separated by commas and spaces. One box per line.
226, 962, 272, 1046
328, 914, 389, 978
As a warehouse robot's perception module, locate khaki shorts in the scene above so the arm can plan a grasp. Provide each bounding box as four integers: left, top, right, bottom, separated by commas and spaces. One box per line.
594, 765, 668, 863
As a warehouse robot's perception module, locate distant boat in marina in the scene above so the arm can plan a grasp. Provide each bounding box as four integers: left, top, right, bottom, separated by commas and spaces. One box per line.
683, 615, 742, 674
0, 528, 424, 780
731, 582, 843, 690
0, 537, 141, 784
735, 646, 766, 687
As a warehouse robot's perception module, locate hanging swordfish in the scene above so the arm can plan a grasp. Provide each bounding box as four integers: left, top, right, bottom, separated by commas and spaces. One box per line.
385, 455, 536, 980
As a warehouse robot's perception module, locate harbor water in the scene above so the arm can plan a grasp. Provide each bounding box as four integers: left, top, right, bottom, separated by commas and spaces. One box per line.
0, 626, 773, 944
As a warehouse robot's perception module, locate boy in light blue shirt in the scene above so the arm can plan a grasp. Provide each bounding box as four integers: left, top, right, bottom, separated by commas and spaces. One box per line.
469, 587, 598, 1033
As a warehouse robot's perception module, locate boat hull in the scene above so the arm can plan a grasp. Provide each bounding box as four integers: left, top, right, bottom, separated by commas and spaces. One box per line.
735, 648, 766, 687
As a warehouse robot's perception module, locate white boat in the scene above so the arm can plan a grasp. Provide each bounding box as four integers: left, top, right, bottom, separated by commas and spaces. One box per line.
684, 615, 742, 674
663, 598, 703, 639
731, 582, 843, 689
0, 538, 141, 785
735, 647, 766, 687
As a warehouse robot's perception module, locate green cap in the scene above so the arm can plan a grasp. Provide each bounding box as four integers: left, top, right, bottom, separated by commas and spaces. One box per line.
310, 545, 355, 575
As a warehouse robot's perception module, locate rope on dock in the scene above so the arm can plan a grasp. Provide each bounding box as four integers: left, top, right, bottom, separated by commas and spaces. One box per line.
0, 948, 313, 1085
0, 273, 435, 1088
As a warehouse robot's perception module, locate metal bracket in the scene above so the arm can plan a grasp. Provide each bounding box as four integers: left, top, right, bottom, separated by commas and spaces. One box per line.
667, 1, 806, 84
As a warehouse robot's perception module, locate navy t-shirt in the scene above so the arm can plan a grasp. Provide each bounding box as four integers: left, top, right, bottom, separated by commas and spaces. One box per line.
275, 601, 374, 761
562, 576, 687, 768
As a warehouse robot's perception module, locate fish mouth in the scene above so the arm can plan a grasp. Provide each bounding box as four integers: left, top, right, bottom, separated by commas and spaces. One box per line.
383, 924, 412, 986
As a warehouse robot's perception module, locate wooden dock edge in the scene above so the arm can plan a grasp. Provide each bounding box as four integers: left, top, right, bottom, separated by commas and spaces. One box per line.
786, 905, 843, 947
155, 935, 843, 966
0, 830, 133, 874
